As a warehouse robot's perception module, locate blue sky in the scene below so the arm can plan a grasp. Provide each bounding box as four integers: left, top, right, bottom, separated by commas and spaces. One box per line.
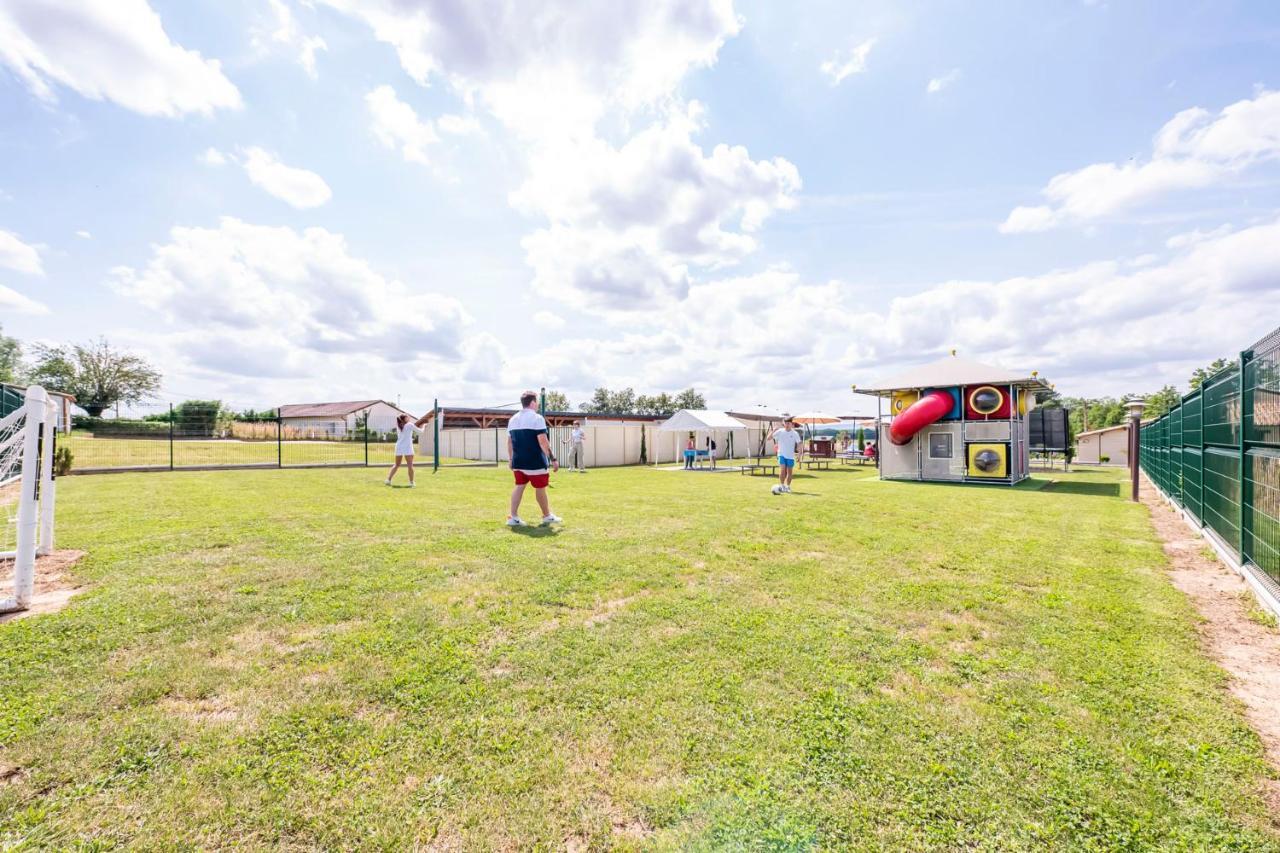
1, 0, 1278, 416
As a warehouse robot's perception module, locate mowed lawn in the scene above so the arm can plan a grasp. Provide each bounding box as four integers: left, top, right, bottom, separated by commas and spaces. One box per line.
2, 465, 1278, 849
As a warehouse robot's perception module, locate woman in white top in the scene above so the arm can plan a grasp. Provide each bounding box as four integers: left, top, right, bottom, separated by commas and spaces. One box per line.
386, 413, 425, 487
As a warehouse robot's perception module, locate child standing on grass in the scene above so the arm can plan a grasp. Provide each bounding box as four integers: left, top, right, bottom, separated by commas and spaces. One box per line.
771, 417, 802, 493
386, 412, 428, 487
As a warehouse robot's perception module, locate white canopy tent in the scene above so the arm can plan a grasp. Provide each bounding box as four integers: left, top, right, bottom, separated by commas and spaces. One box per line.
657, 410, 748, 432
656, 409, 748, 469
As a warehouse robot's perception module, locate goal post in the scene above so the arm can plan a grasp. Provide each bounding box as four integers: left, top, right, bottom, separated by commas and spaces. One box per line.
1, 385, 55, 613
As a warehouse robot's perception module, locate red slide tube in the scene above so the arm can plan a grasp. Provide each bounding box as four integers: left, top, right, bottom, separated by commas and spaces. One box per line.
889, 390, 954, 446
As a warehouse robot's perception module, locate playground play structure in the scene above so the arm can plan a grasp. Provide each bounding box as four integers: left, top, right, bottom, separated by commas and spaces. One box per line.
855, 354, 1050, 485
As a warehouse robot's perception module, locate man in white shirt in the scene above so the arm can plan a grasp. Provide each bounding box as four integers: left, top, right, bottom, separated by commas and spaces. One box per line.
771, 416, 803, 493
506, 391, 561, 526
569, 420, 587, 472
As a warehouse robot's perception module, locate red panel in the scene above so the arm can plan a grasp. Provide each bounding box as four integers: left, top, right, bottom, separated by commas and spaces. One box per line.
964, 384, 1011, 419
889, 390, 954, 445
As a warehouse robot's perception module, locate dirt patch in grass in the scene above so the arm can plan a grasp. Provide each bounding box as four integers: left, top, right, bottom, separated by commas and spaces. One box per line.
1143, 480, 1280, 810
160, 694, 242, 725
0, 549, 87, 622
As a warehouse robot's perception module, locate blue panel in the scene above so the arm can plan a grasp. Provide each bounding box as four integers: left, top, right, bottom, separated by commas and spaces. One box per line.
925, 387, 963, 421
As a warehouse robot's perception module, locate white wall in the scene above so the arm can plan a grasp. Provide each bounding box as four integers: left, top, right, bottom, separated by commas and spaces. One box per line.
363, 402, 407, 433
420, 423, 770, 467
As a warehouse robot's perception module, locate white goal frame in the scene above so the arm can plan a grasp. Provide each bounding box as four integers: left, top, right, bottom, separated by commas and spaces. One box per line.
1, 385, 57, 613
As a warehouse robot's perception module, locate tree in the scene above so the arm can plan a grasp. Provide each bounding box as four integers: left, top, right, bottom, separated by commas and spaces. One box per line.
672, 388, 706, 410
1189, 358, 1233, 391
1144, 385, 1181, 420
542, 390, 571, 412
0, 325, 20, 384
27, 338, 161, 416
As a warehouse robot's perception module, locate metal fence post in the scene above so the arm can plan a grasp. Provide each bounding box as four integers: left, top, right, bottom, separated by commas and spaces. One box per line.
364, 416, 369, 467
1239, 348, 1249, 565
433, 398, 439, 473
169, 402, 174, 471
277, 409, 282, 468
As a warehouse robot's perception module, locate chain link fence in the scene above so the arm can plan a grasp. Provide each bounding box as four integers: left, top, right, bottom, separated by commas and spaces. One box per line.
1140, 324, 1280, 596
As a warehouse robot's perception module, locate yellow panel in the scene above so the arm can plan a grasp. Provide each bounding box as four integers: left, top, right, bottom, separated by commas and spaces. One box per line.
967, 442, 1008, 478
1016, 389, 1027, 416
890, 391, 919, 416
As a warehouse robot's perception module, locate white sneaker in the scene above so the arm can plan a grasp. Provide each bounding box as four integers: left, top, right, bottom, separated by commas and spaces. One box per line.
506, 516, 524, 526
541, 514, 562, 525
783, 485, 792, 493
408, 482, 416, 488
384, 479, 392, 486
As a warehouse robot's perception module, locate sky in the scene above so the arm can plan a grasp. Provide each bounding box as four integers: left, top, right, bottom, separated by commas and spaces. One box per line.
1, 0, 1278, 417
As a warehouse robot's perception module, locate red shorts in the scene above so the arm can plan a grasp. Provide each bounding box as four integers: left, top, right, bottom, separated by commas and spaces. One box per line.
513, 470, 550, 488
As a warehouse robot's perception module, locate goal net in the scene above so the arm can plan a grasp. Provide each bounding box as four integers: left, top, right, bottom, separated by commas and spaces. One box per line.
1, 386, 57, 613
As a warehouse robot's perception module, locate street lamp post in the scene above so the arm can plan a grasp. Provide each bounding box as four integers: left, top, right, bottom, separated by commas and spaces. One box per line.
1125, 397, 1146, 502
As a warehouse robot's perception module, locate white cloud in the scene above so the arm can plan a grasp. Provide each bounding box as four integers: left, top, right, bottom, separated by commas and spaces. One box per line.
321, 0, 740, 133
1001, 88, 1280, 232
110, 217, 472, 368
238, 147, 332, 209
820, 38, 875, 86
1166, 223, 1234, 249
330, 2, 796, 313
0, 284, 47, 315
437, 113, 482, 136
366, 85, 440, 165
533, 310, 565, 330
254, 0, 327, 78
926, 68, 960, 94
75, 229, 92, 239
0, 0, 241, 118
0, 229, 43, 275
521, 219, 1280, 410
513, 104, 800, 308
200, 147, 228, 166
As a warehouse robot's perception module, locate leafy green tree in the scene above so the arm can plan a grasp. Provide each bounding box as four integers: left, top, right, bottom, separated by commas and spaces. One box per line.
0, 325, 20, 384
1189, 358, 1233, 391
542, 390, 571, 412
672, 388, 706, 410
27, 338, 161, 416
1143, 385, 1181, 420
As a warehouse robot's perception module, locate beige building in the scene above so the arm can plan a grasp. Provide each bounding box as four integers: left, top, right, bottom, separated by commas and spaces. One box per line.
1075, 423, 1130, 466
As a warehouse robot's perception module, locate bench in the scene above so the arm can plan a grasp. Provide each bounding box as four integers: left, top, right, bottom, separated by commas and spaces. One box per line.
802, 459, 832, 471
837, 454, 869, 466
740, 463, 779, 477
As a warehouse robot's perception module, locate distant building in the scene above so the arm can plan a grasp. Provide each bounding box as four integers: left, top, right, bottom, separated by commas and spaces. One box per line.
0, 382, 77, 432
277, 400, 412, 436
1075, 423, 1131, 466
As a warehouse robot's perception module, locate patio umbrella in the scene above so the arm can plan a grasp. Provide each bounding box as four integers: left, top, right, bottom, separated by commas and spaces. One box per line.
789, 411, 842, 444
730, 405, 785, 459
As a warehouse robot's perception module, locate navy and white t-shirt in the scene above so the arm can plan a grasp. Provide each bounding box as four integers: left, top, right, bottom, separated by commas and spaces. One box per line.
508, 408, 549, 474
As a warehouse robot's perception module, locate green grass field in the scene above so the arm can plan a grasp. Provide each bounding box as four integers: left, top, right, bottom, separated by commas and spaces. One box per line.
63, 433, 482, 470
2, 465, 1278, 849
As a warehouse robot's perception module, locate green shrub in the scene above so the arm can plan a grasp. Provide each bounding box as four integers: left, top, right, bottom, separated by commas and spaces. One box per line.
54, 444, 73, 476
72, 417, 169, 437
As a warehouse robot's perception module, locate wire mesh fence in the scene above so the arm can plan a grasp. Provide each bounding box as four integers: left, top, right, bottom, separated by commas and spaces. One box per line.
1140, 324, 1280, 593
63, 404, 404, 473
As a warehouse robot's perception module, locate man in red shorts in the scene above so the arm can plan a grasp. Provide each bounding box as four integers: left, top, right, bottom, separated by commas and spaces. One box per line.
506, 390, 562, 526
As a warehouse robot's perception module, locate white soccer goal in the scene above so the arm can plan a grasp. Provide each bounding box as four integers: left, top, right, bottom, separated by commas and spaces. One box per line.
1, 385, 57, 613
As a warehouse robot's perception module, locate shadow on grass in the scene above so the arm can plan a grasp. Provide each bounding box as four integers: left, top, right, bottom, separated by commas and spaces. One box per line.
1043, 480, 1122, 498
508, 525, 561, 537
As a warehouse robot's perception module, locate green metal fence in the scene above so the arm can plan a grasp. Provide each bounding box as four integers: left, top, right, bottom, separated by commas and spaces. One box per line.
1140, 325, 1280, 593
